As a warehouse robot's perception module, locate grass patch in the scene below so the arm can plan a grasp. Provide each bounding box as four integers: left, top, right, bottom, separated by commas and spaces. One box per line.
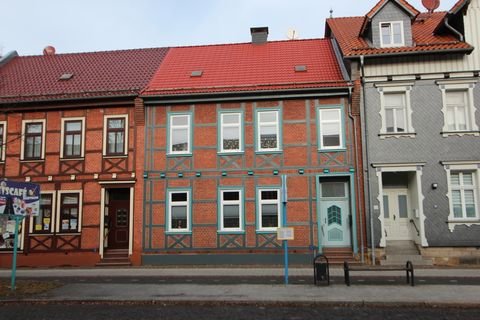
0, 279, 61, 299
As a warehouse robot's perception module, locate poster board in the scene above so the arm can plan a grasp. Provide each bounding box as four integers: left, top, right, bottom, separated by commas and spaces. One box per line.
0, 180, 40, 217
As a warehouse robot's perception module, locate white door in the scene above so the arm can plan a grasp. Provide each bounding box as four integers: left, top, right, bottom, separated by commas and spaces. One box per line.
383, 189, 411, 240
319, 181, 351, 247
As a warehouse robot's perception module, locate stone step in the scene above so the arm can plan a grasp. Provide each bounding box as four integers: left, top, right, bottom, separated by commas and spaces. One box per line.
381, 255, 433, 266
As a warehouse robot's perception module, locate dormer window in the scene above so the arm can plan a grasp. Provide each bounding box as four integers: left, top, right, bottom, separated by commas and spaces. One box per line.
380, 21, 404, 47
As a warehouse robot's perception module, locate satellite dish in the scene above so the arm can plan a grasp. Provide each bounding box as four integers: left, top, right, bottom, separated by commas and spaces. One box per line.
422, 0, 440, 13
287, 29, 299, 40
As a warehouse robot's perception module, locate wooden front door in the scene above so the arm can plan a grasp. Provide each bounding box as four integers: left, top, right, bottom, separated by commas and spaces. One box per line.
383, 189, 411, 240
107, 189, 130, 249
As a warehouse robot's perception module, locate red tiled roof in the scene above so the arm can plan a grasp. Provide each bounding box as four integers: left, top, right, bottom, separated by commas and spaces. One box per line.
327, 11, 472, 57
0, 48, 169, 103
366, 0, 419, 19
449, 0, 469, 14
142, 39, 348, 96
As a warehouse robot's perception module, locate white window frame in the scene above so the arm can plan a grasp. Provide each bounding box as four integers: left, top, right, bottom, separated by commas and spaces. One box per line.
60, 117, 86, 159
21, 119, 46, 160
318, 108, 344, 150
443, 161, 480, 231
219, 112, 243, 153
168, 114, 192, 155
219, 189, 243, 232
0, 121, 6, 161
167, 190, 191, 233
377, 83, 415, 138
103, 114, 129, 156
56, 190, 83, 234
256, 110, 280, 152
257, 188, 281, 232
437, 80, 479, 136
379, 21, 404, 47
29, 191, 56, 234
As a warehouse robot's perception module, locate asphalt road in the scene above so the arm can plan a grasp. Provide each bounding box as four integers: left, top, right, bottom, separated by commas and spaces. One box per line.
1, 302, 479, 320
15, 275, 480, 286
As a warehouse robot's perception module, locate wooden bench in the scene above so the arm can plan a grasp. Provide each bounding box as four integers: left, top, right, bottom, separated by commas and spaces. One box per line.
343, 261, 415, 286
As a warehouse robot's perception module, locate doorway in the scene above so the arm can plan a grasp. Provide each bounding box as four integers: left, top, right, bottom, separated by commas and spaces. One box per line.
383, 189, 411, 240
105, 188, 130, 249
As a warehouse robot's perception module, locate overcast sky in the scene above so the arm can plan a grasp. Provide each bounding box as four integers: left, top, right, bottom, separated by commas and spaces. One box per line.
1, 0, 459, 56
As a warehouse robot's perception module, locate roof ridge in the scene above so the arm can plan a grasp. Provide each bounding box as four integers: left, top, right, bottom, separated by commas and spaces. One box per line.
19, 46, 169, 58
168, 38, 329, 50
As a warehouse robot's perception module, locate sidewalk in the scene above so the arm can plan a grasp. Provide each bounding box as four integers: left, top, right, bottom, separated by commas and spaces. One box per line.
1, 267, 480, 305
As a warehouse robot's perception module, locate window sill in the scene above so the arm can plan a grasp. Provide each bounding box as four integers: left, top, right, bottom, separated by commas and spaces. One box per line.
166, 153, 192, 158
318, 148, 346, 153
20, 159, 45, 163
378, 133, 416, 139
256, 229, 278, 234
441, 131, 480, 137
255, 150, 283, 155
217, 151, 244, 156
56, 232, 81, 235
103, 155, 128, 159
165, 231, 192, 235
446, 219, 480, 232
217, 230, 245, 235
60, 157, 84, 161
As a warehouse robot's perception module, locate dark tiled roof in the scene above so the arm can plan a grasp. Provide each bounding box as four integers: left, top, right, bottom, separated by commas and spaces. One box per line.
0, 47, 169, 103
142, 39, 348, 96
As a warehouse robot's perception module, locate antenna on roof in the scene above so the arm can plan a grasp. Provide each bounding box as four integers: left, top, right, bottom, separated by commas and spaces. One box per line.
286, 28, 299, 40
330, 8, 333, 18
422, 0, 440, 13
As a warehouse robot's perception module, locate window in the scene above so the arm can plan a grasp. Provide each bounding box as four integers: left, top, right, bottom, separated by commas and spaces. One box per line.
377, 84, 414, 137
167, 190, 190, 232
380, 21, 404, 47
31, 193, 55, 234
257, 110, 281, 152
58, 192, 81, 233
219, 189, 243, 232
22, 121, 45, 160
257, 188, 281, 232
219, 112, 243, 153
318, 108, 344, 150
0, 122, 5, 161
438, 81, 479, 135
106, 117, 126, 155
450, 171, 477, 220
168, 114, 191, 155
61, 118, 84, 158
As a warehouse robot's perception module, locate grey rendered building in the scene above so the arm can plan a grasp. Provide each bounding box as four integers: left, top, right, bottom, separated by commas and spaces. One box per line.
327, 0, 480, 265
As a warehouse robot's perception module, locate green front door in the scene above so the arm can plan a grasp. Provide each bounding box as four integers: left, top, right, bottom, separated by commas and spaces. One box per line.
319, 181, 351, 247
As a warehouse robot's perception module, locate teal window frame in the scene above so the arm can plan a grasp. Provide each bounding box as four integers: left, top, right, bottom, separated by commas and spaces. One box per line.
217, 187, 245, 233
167, 112, 193, 156
316, 105, 346, 152
217, 110, 244, 154
256, 187, 281, 233
166, 188, 192, 234
255, 108, 282, 153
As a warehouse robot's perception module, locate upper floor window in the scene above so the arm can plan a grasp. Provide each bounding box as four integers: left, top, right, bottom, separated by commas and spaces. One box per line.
257, 188, 281, 232
256, 110, 281, 152
0, 122, 5, 161
62, 118, 84, 158
22, 120, 46, 160
103, 115, 128, 156
318, 107, 344, 150
167, 189, 191, 232
219, 112, 243, 153
438, 81, 479, 136
380, 21, 404, 47
377, 84, 415, 137
168, 114, 191, 155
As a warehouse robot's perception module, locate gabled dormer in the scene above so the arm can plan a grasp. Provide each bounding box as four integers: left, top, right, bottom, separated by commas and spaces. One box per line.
360, 0, 419, 48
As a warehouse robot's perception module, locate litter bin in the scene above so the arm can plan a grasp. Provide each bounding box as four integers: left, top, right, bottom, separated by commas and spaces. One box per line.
313, 254, 330, 286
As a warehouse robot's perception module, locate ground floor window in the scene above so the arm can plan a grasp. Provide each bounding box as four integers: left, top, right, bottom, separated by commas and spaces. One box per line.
257, 188, 281, 232
219, 189, 243, 232
167, 189, 190, 232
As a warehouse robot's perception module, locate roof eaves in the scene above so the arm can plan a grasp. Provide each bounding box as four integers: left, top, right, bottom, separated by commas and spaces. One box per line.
345, 46, 473, 59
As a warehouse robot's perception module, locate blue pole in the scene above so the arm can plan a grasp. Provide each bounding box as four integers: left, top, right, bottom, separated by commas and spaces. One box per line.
10, 215, 23, 292
281, 175, 288, 285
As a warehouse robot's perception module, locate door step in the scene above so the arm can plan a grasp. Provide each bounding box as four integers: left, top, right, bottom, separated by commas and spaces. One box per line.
322, 248, 359, 265
382, 241, 432, 266
97, 249, 131, 267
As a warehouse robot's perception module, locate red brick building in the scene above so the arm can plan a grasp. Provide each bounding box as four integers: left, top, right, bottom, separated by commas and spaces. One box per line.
140, 29, 365, 265
0, 47, 168, 267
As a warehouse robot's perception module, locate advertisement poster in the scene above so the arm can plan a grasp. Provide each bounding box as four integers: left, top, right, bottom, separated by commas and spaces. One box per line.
0, 180, 40, 217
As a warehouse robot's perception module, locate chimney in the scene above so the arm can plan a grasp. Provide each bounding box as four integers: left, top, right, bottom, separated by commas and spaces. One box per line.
250, 27, 269, 44
43, 46, 56, 56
